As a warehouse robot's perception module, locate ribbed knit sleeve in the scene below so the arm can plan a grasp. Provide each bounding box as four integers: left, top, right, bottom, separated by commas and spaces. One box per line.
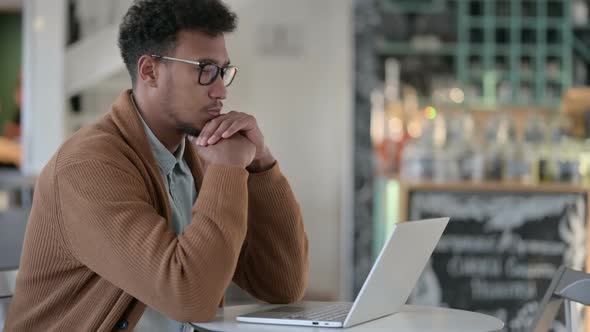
57, 160, 249, 323
232, 163, 309, 303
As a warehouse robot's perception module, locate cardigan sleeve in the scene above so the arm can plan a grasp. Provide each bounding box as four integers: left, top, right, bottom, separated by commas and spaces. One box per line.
57, 160, 249, 323
232, 163, 309, 303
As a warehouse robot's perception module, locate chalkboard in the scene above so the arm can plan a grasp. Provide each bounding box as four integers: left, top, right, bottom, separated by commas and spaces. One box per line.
406, 189, 587, 332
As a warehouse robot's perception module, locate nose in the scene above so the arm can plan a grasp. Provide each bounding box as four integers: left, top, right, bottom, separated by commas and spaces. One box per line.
208, 75, 227, 100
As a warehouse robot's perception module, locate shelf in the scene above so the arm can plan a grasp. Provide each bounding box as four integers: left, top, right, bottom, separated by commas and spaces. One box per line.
395, 94, 560, 111
461, 44, 567, 56
377, 0, 579, 109
380, 0, 446, 14
468, 71, 508, 82
377, 40, 457, 56
391, 179, 590, 194
463, 99, 561, 110
378, 41, 566, 57
469, 17, 568, 29
467, 72, 564, 84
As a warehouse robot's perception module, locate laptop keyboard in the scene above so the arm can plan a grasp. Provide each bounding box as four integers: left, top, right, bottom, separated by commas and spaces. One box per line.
285, 303, 353, 322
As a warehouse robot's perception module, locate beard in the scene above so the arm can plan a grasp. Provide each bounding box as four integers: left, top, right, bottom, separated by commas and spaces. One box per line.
163, 77, 203, 138
176, 122, 201, 137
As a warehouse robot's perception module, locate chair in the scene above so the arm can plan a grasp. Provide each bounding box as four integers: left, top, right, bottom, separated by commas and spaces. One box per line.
0, 173, 35, 329
0, 209, 30, 271
530, 265, 590, 332
0, 209, 29, 329
0, 270, 16, 328
1, 295, 12, 329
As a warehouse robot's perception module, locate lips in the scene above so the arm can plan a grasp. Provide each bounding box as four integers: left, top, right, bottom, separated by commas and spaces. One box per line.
207, 108, 221, 117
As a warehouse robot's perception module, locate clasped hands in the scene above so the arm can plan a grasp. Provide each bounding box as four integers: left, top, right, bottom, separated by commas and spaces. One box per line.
189, 111, 275, 172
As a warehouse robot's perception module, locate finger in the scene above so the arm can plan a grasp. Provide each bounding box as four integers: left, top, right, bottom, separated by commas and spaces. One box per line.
198, 112, 241, 145
197, 116, 226, 146
187, 135, 197, 145
196, 123, 213, 146
222, 121, 244, 138
208, 119, 236, 144
222, 114, 253, 138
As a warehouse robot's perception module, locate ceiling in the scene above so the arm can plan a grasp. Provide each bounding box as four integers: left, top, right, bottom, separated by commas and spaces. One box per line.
0, 0, 21, 12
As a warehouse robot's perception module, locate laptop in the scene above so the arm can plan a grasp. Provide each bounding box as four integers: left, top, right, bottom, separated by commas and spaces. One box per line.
236, 217, 449, 328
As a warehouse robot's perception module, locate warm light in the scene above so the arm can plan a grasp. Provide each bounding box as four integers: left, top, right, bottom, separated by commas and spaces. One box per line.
370, 91, 385, 145
408, 121, 422, 138
370, 110, 385, 145
450, 88, 465, 103
403, 88, 419, 113
33, 16, 45, 32
424, 106, 437, 120
388, 117, 403, 141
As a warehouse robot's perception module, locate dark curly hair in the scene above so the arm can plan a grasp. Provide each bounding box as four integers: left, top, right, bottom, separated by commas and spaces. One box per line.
118, 0, 237, 86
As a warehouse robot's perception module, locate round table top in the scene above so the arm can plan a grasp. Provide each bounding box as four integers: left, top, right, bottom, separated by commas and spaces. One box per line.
191, 302, 504, 332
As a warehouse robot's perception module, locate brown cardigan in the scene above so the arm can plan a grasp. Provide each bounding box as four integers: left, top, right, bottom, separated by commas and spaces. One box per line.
4, 90, 308, 331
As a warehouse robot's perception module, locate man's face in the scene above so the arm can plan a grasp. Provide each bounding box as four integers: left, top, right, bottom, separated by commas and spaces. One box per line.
158, 30, 230, 136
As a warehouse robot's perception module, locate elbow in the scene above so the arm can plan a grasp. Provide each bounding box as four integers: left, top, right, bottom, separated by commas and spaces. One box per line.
288, 249, 309, 302
183, 307, 218, 324
168, 301, 219, 323
164, 285, 225, 323
277, 250, 309, 303
267, 286, 306, 304
278, 287, 306, 304
289, 276, 308, 303
269, 271, 308, 304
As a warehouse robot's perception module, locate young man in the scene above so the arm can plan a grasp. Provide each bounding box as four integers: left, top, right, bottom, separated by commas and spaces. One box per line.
4, 0, 308, 331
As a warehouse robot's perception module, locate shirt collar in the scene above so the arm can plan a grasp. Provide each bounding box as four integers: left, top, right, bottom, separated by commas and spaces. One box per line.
131, 93, 185, 176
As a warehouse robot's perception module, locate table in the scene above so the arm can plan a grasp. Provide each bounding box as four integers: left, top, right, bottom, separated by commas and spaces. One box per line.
191, 302, 504, 332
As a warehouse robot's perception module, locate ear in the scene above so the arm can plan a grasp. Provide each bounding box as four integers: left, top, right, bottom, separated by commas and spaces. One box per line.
137, 55, 160, 87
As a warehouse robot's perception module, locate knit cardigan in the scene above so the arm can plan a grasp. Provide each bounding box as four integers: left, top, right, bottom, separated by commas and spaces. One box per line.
4, 90, 308, 331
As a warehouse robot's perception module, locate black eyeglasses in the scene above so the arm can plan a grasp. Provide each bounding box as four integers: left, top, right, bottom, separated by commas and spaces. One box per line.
151, 55, 238, 87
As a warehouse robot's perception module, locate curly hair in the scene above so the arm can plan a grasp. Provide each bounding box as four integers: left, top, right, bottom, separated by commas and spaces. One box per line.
118, 0, 237, 86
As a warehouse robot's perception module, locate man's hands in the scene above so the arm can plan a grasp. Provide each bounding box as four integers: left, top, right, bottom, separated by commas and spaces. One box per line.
191, 135, 256, 169
193, 111, 275, 172
194, 111, 264, 158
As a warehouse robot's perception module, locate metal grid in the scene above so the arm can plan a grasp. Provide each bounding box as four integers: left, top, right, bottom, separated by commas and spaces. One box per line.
378, 0, 587, 109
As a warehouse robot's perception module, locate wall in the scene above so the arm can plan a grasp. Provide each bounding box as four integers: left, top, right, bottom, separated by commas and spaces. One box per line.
223, 0, 353, 300
0, 14, 22, 135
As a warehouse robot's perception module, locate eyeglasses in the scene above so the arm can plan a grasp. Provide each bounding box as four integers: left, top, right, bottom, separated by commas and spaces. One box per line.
151, 55, 238, 87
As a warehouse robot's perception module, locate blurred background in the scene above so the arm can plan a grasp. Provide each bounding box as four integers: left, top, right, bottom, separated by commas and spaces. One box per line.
1, 0, 590, 331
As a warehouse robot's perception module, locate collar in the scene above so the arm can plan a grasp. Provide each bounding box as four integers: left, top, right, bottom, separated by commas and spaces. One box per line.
104, 90, 204, 229
130, 93, 186, 176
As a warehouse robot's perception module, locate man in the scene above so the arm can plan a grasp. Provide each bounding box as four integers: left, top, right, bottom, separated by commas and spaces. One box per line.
4, 0, 308, 331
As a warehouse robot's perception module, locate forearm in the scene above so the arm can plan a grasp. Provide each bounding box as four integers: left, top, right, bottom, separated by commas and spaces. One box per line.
246, 146, 275, 173
153, 165, 251, 319
233, 163, 309, 303
60, 163, 250, 322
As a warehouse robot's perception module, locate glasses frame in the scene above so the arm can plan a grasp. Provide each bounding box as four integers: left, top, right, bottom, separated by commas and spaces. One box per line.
151, 55, 238, 87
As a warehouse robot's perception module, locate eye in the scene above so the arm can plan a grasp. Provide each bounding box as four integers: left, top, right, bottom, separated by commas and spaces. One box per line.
200, 64, 217, 75
198, 63, 222, 85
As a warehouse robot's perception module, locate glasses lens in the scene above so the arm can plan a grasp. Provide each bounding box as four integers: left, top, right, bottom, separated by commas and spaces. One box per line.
222, 66, 238, 87
199, 63, 219, 85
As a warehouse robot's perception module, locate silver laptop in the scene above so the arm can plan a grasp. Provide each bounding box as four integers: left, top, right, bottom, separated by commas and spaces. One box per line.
236, 217, 449, 328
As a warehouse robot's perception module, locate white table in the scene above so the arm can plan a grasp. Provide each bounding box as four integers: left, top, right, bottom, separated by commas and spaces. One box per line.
191, 303, 504, 332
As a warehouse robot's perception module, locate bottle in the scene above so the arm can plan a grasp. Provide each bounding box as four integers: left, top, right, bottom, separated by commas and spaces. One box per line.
520, 113, 548, 183
447, 111, 484, 181
484, 113, 514, 181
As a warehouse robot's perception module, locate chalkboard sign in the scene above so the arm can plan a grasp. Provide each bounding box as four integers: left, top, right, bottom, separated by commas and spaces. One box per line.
405, 187, 588, 332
